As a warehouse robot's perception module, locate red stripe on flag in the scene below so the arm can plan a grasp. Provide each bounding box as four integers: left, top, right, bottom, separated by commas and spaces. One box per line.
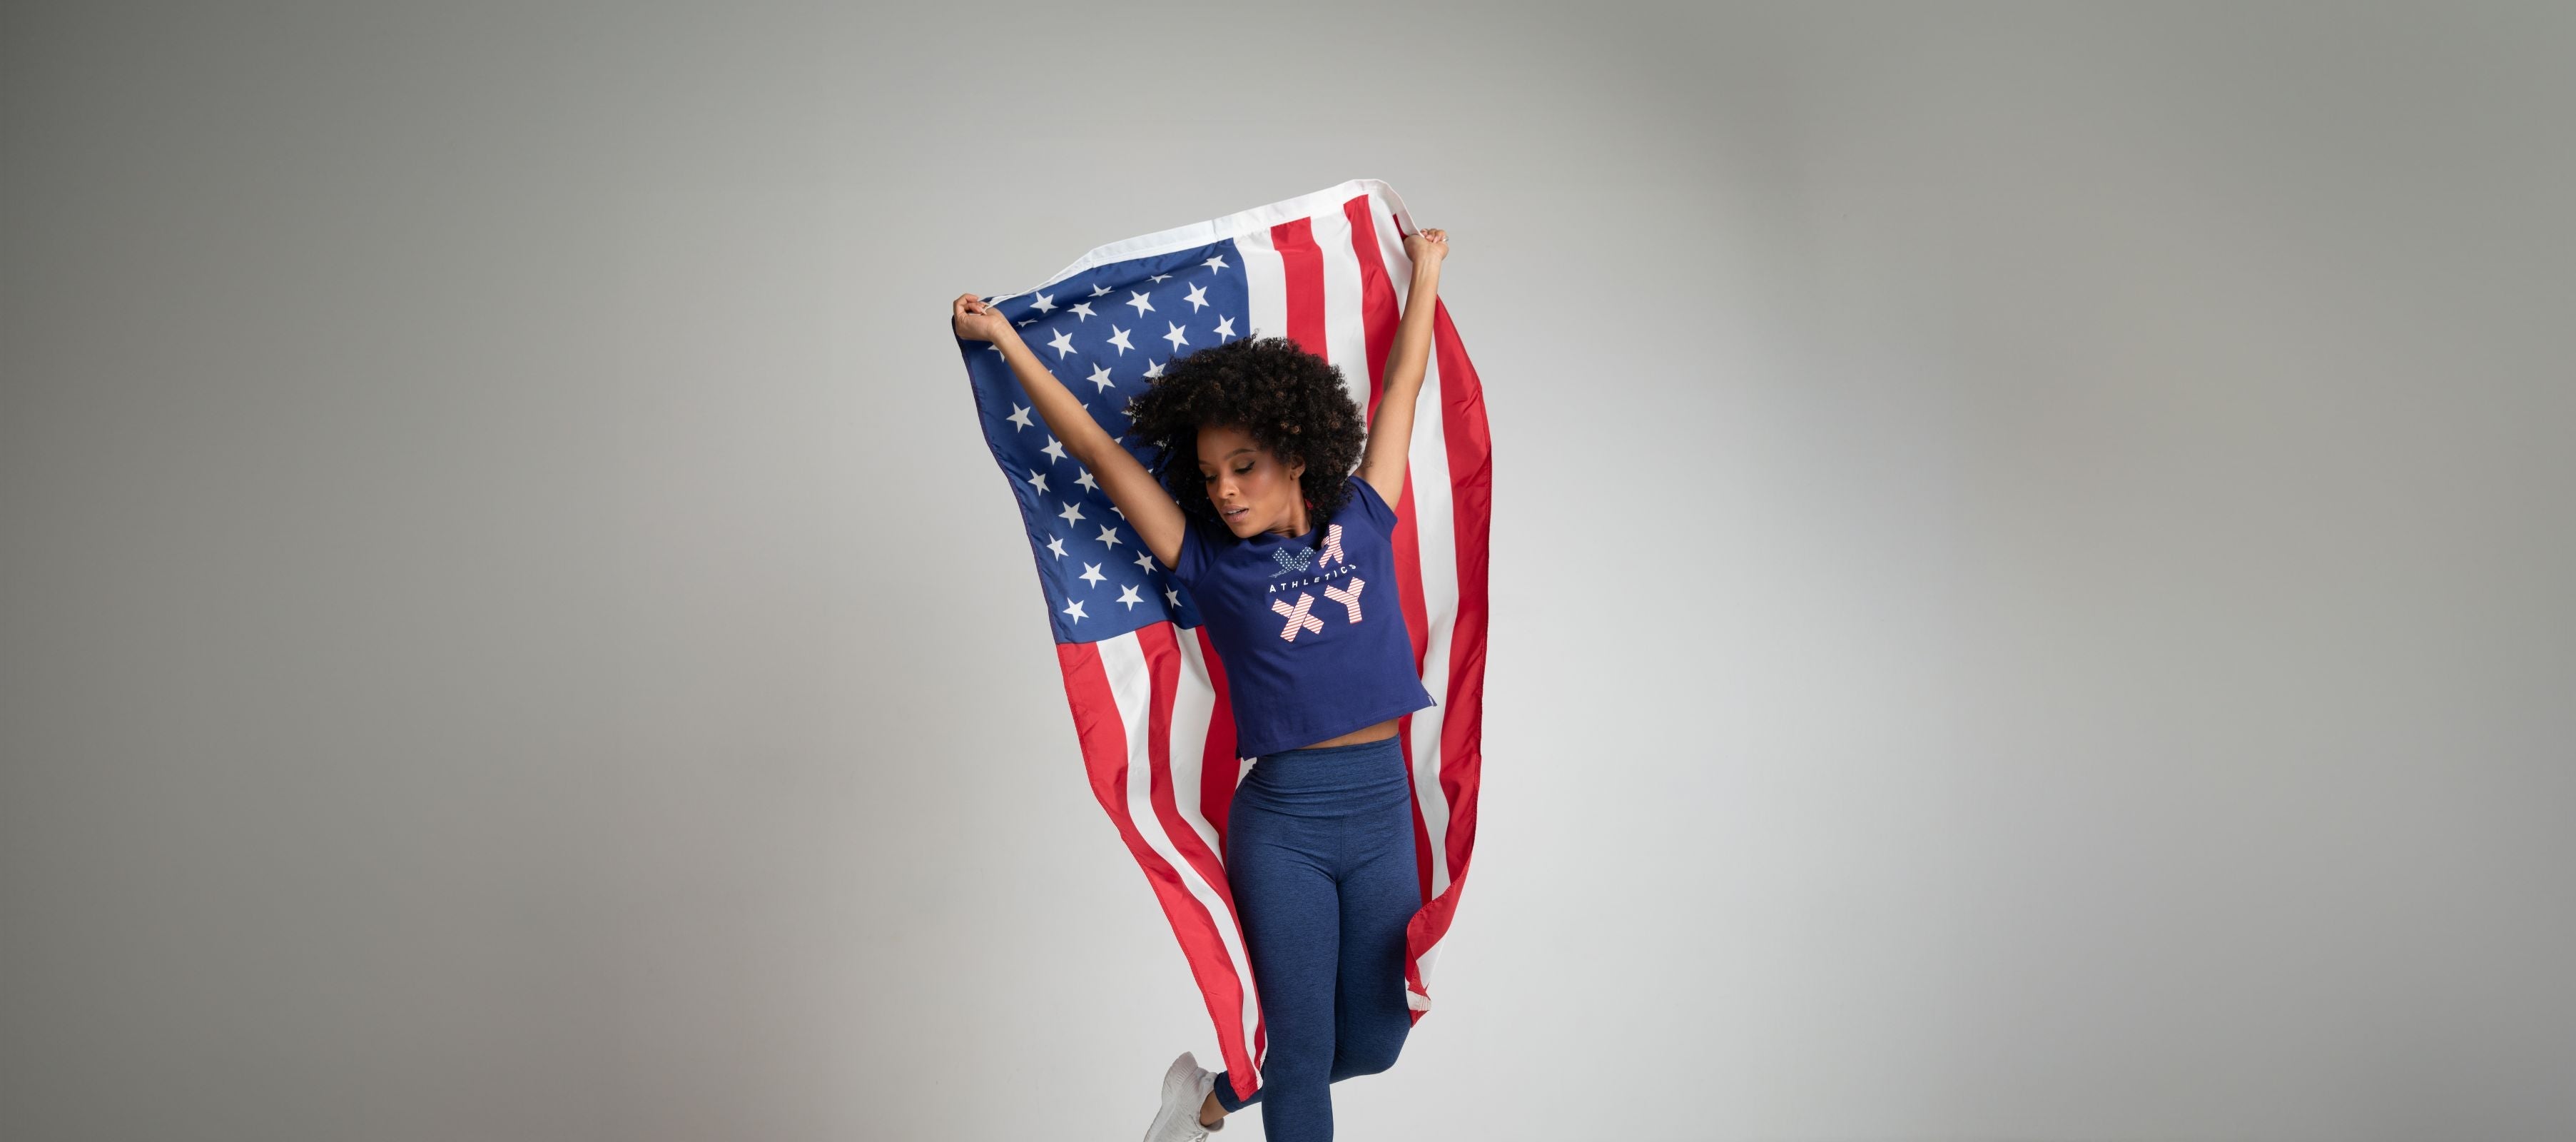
1055, 637, 1259, 1098
1429, 300, 1490, 884
1194, 625, 1242, 843
1344, 193, 1399, 415
1399, 295, 1493, 1022
1269, 216, 1327, 355
1137, 623, 1241, 941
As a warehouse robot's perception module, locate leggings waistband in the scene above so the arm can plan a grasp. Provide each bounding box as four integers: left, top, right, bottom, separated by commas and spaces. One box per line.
1258, 734, 1404, 763
1242, 734, 1407, 807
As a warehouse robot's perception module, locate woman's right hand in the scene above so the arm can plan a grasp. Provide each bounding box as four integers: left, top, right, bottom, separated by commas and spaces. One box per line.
950, 293, 1013, 343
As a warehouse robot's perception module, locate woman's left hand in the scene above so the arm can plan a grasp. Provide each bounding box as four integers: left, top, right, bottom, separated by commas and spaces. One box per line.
1404, 227, 1449, 268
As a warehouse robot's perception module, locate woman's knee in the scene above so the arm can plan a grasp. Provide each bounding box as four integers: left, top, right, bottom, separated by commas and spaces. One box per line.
1259, 1030, 1339, 1086
1333, 1034, 1405, 1079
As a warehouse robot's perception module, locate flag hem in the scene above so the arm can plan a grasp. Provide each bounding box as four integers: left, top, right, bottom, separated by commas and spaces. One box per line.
986, 178, 1417, 306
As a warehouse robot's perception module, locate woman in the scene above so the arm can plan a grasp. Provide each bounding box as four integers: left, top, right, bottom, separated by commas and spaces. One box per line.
948, 226, 1450, 1142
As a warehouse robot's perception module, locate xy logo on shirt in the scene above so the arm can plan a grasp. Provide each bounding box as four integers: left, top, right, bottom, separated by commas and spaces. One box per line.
1270, 524, 1364, 641
1271, 576, 1366, 640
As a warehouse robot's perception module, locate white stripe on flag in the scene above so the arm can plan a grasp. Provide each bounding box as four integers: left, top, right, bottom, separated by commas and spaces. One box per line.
1320, 211, 1371, 405
1236, 225, 1287, 347
1167, 627, 1262, 1060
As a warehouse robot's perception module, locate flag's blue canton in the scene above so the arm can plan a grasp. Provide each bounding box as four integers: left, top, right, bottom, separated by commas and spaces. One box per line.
964, 239, 1252, 644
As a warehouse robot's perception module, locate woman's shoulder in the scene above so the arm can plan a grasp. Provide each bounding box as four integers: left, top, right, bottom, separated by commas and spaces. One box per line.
1338, 472, 1399, 532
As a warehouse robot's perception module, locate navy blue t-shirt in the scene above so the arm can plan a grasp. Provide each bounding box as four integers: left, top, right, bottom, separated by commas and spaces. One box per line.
1161, 474, 1436, 759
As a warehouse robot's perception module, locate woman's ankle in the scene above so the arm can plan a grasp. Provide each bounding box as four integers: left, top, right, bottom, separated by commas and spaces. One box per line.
1198, 1090, 1227, 1127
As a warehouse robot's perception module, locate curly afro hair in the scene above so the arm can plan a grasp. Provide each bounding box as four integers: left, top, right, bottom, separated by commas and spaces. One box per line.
1122, 335, 1367, 529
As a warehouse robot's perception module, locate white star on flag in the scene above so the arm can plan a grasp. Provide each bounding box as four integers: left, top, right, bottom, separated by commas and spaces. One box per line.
1184, 283, 1210, 311
1087, 363, 1115, 391
1048, 328, 1077, 358
1115, 584, 1145, 610
1045, 535, 1068, 559
1008, 403, 1034, 430
1030, 291, 1056, 314
1144, 358, 1165, 379
1204, 253, 1229, 272
1107, 325, 1134, 355
1025, 468, 1050, 493
1095, 525, 1123, 549
1163, 322, 1190, 350
1078, 562, 1107, 587
1214, 315, 1237, 341
1071, 301, 1096, 320
1043, 437, 1068, 463
1061, 599, 1087, 622
1058, 501, 1085, 525
1090, 283, 1112, 297
1076, 468, 1099, 492
1125, 290, 1155, 317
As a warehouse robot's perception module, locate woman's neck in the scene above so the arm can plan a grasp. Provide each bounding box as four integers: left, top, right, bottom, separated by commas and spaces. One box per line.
1267, 500, 1309, 540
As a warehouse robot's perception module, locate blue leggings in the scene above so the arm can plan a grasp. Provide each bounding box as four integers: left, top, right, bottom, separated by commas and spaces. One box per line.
1209, 734, 1417, 1141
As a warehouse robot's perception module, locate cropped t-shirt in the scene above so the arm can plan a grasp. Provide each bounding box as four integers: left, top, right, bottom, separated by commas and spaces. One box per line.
1160, 474, 1436, 759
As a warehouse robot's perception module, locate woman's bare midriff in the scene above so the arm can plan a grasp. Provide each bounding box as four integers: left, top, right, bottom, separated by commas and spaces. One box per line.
1297, 717, 1401, 751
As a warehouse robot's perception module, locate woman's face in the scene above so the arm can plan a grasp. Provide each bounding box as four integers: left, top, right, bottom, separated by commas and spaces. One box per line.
1197, 423, 1307, 538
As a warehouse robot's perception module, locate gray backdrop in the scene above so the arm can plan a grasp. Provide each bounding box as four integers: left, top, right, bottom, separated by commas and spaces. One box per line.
4, 2, 2569, 1139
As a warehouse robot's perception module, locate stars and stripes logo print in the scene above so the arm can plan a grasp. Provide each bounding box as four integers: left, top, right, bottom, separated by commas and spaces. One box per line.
953, 179, 1492, 1106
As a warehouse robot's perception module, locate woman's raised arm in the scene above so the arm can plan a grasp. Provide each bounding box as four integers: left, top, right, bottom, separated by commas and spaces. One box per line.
1356, 228, 1448, 506
952, 293, 1189, 570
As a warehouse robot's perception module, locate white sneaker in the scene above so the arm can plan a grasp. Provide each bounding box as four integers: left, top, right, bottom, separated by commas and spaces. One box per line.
1142, 1051, 1222, 1141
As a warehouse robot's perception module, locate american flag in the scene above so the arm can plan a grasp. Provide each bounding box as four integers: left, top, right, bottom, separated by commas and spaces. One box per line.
953, 179, 1491, 1105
